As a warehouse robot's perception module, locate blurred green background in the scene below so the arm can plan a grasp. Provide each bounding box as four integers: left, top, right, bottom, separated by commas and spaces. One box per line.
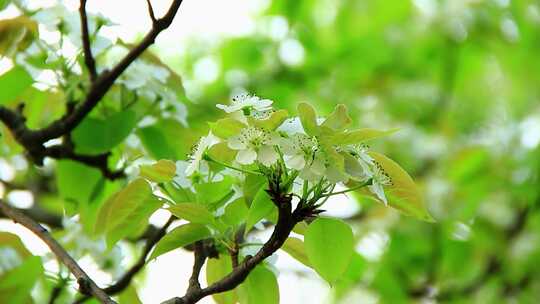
168, 0, 540, 302
1, 0, 540, 302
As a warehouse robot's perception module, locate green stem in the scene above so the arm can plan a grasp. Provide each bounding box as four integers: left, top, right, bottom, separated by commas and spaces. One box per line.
320, 179, 372, 198
206, 155, 261, 175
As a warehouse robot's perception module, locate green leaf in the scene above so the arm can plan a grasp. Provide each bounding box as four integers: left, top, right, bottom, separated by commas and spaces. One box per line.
245, 187, 275, 233
281, 237, 311, 267
321, 104, 352, 131
118, 285, 142, 304
222, 198, 249, 226
0, 0, 9, 10
0, 66, 33, 105
369, 152, 434, 222
238, 265, 279, 304
297, 102, 319, 136
57, 160, 102, 204
0, 256, 43, 304
168, 203, 215, 225
195, 176, 234, 206
137, 119, 191, 160
150, 223, 211, 260
0, 16, 38, 57
206, 255, 238, 304
332, 128, 399, 145
243, 173, 266, 205
304, 218, 354, 284
292, 221, 308, 235
249, 109, 289, 130
209, 118, 246, 139
140, 159, 176, 183
72, 110, 137, 154
0, 232, 31, 258
95, 178, 163, 245
208, 142, 237, 164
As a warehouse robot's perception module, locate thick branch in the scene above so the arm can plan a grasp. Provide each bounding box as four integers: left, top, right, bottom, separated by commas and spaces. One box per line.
74, 216, 175, 304
0, 201, 116, 304
79, 0, 97, 81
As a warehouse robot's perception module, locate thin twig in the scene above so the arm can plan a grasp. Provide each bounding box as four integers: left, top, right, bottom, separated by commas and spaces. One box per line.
0, 201, 116, 304
74, 216, 176, 304
79, 0, 97, 81
146, 0, 157, 23
0, 0, 185, 179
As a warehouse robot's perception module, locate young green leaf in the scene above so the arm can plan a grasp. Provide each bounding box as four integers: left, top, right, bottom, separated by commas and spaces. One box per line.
0, 16, 38, 57
208, 142, 237, 164
281, 237, 311, 267
56, 160, 102, 204
72, 110, 137, 154
0, 256, 43, 304
368, 152, 434, 222
321, 104, 352, 131
94, 178, 163, 245
206, 255, 238, 304
195, 176, 234, 206
243, 174, 266, 205
332, 128, 399, 145
238, 265, 279, 304
297, 102, 319, 136
0, 66, 33, 105
245, 187, 275, 233
168, 203, 215, 225
150, 223, 211, 260
210, 117, 246, 139
304, 218, 354, 284
222, 198, 249, 226
140, 159, 176, 183
249, 109, 289, 131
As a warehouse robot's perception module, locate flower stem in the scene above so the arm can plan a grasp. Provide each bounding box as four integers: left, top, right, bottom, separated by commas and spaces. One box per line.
321, 179, 373, 198
206, 155, 261, 175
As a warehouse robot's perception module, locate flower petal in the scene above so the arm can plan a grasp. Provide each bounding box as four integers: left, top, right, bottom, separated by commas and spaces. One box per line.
285, 154, 306, 170
369, 183, 388, 205
236, 149, 257, 165
228, 136, 246, 150
257, 145, 279, 166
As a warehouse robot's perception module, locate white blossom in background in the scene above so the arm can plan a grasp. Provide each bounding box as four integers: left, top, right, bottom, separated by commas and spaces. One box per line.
185, 133, 219, 176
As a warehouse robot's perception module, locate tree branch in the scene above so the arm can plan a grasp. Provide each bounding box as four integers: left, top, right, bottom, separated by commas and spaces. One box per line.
162, 178, 305, 304
74, 216, 176, 304
79, 0, 97, 82
0, 201, 116, 304
0, 204, 63, 229
0, 0, 185, 179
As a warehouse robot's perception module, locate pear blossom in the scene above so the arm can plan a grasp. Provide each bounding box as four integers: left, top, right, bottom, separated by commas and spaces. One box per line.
368, 163, 392, 205
217, 94, 273, 115
228, 127, 279, 166
186, 133, 219, 176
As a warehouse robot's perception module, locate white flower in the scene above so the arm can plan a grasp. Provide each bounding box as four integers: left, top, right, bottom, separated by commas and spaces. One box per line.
344, 144, 374, 181
368, 163, 392, 205
228, 127, 279, 166
217, 94, 273, 114
277, 117, 305, 135
281, 134, 319, 170
186, 133, 218, 176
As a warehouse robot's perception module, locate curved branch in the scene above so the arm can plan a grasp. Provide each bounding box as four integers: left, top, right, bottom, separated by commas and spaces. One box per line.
74, 216, 176, 304
162, 187, 301, 304
0, 201, 116, 304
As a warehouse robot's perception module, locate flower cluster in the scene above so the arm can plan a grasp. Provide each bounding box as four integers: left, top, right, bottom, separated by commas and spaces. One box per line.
182, 94, 395, 205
